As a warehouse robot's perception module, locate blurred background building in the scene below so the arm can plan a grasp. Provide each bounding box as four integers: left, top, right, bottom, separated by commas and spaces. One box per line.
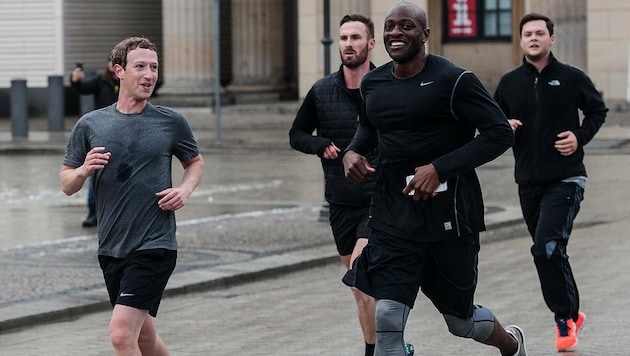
0, 0, 628, 118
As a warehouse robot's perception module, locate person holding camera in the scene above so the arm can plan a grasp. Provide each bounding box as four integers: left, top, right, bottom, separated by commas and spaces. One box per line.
70, 53, 119, 227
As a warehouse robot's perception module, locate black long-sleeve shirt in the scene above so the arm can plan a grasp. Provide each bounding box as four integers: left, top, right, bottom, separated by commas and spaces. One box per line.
348, 55, 513, 241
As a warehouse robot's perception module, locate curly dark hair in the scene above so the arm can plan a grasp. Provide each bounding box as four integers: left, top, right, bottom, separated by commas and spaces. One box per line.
111, 37, 158, 69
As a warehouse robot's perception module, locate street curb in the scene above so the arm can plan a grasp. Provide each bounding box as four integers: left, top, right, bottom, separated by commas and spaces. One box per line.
0, 215, 526, 334
0, 245, 339, 334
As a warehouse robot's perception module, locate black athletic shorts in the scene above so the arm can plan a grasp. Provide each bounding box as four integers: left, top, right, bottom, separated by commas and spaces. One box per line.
99, 248, 177, 317
328, 204, 371, 256
353, 229, 480, 317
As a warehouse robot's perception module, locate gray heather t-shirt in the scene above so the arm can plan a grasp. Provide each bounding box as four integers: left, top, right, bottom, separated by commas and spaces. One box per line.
63, 103, 200, 258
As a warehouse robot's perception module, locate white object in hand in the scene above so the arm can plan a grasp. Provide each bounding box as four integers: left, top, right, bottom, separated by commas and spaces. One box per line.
406, 175, 448, 196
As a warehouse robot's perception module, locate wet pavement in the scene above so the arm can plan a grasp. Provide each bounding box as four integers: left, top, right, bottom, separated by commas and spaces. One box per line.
0, 103, 629, 355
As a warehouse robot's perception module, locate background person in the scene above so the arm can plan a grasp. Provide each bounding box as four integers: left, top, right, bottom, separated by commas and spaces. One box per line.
70, 53, 119, 227
493, 12, 607, 352
290, 14, 412, 356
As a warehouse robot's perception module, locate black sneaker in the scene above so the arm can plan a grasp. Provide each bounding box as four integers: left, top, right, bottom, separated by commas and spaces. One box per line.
82, 215, 97, 228
404, 342, 414, 356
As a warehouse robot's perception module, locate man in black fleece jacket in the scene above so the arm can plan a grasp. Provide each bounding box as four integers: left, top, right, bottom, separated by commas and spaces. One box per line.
494, 12, 608, 353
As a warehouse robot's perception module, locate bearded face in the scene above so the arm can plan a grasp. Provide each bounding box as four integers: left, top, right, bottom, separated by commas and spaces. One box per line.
339, 21, 373, 69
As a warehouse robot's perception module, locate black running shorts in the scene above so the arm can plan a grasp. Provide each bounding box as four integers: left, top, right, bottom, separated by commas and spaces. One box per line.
99, 248, 177, 317
328, 204, 371, 256
354, 230, 480, 317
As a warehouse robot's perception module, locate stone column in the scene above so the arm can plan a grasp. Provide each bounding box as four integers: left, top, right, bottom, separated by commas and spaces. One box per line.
297, 0, 372, 98
160, 0, 215, 95
230, 0, 285, 89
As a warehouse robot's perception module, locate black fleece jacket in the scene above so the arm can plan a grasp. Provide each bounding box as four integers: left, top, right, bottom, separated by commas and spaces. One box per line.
494, 53, 608, 185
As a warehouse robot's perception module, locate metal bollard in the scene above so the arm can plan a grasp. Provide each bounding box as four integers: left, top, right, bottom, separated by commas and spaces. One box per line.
10, 79, 28, 139
48, 75, 64, 131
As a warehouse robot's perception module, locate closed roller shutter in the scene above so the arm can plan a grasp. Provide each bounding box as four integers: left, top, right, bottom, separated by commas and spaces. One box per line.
63, 0, 163, 84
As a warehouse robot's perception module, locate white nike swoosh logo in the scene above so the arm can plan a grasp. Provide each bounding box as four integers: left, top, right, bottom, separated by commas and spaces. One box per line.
420, 81, 434, 86
119, 292, 135, 297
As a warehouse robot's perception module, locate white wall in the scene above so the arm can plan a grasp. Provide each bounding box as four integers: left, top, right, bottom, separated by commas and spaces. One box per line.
0, 0, 63, 88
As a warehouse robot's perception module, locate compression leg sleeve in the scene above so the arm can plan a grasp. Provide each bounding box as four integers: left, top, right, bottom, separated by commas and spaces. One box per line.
443, 304, 496, 342
375, 299, 410, 355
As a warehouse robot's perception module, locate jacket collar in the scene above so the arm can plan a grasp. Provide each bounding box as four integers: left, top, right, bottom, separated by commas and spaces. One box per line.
521, 52, 558, 73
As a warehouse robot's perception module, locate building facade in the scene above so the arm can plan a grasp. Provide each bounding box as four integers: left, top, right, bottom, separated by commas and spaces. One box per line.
0, 0, 163, 117
0, 0, 628, 118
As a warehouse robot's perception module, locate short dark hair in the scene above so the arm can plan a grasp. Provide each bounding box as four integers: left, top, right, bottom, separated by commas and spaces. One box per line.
519, 13, 554, 36
340, 14, 375, 39
111, 37, 158, 69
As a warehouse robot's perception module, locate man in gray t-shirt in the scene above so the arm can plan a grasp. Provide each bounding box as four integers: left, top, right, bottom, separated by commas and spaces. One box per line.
60, 37, 204, 355
63, 103, 201, 257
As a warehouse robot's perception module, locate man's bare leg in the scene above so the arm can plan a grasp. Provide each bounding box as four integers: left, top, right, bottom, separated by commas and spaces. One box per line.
342, 237, 376, 348
109, 304, 169, 356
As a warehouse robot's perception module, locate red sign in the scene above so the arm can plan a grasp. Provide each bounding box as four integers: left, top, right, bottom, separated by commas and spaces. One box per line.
448, 0, 477, 38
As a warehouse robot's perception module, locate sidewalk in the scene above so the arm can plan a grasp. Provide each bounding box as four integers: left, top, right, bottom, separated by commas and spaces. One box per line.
0, 103, 629, 355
